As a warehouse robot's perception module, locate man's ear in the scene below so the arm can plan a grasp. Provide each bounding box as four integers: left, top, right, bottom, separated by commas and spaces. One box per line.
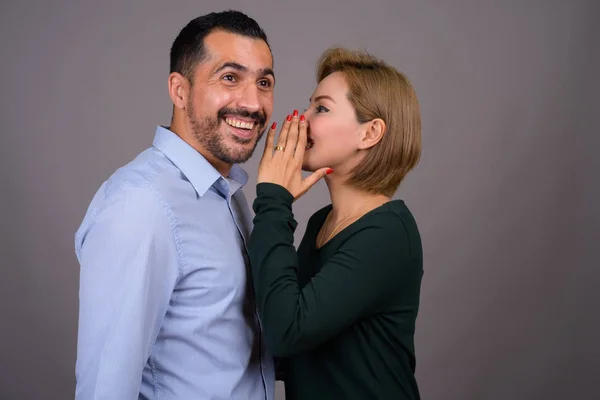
358, 118, 386, 150
168, 72, 190, 110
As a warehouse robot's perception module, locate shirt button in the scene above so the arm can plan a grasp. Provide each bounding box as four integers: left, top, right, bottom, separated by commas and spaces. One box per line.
220, 179, 226, 186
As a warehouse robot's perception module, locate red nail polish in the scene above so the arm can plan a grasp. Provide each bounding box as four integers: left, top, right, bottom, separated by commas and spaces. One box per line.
286, 114, 292, 121
300, 114, 305, 122
271, 122, 277, 129
293, 110, 298, 117
326, 168, 334, 175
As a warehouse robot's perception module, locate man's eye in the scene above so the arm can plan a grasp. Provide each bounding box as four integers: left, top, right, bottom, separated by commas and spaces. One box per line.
258, 79, 273, 88
222, 74, 236, 82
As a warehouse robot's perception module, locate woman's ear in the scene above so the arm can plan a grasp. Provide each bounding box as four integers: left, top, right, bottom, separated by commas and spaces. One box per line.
358, 118, 386, 150
168, 72, 190, 110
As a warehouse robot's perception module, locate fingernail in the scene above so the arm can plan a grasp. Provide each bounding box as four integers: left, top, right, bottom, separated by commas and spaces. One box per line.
286, 114, 292, 121
326, 168, 334, 175
300, 114, 305, 122
271, 122, 277, 129
293, 110, 298, 117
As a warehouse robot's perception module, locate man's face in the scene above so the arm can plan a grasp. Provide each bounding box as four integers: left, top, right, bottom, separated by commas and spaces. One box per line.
186, 30, 274, 165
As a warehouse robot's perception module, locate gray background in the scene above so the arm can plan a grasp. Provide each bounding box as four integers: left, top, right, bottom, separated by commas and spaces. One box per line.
1, 0, 598, 399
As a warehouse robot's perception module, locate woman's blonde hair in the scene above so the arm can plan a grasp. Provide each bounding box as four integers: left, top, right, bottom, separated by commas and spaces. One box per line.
316, 48, 421, 196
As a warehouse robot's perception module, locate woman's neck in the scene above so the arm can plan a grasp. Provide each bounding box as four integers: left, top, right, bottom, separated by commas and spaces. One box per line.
325, 176, 390, 222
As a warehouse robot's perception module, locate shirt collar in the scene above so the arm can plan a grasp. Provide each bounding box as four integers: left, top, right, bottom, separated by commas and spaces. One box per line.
152, 126, 248, 197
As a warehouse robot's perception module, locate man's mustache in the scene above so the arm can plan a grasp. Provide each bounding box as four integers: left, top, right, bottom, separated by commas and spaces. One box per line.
218, 108, 266, 127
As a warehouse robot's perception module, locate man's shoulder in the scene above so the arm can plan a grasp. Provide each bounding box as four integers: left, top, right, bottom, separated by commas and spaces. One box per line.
101, 145, 204, 207
104, 147, 175, 194
80, 147, 186, 221
74, 156, 185, 266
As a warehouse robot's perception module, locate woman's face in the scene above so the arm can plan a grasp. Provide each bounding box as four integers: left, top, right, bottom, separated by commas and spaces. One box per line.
302, 72, 364, 173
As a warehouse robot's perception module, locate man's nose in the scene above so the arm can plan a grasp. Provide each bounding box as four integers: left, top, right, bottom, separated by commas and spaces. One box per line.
237, 84, 261, 113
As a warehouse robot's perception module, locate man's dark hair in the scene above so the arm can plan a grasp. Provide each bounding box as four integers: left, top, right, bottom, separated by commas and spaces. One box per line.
170, 10, 270, 84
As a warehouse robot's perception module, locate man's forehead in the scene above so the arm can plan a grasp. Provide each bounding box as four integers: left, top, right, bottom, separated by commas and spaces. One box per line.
202, 30, 273, 70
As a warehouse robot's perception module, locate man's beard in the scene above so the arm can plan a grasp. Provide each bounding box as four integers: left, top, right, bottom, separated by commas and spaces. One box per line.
187, 101, 267, 165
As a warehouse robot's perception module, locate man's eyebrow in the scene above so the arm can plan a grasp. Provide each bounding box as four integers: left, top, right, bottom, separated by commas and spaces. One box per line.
259, 68, 275, 79
214, 62, 275, 81
214, 62, 248, 74
309, 95, 336, 103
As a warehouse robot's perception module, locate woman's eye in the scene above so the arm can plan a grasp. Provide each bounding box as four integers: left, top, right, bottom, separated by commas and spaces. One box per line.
316, 105, 329, 113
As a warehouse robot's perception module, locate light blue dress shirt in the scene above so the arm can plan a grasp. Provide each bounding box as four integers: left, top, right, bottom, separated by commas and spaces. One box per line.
74, 126, 274, 400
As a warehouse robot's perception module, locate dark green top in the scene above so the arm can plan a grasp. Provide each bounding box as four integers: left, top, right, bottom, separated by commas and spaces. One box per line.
248, 183, 423, 400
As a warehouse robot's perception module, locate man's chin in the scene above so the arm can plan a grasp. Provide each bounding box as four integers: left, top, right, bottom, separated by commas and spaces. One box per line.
225, 141, 259, 164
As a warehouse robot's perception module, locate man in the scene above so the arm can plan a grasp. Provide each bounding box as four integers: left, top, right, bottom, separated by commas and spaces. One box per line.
74, 10, 276, 399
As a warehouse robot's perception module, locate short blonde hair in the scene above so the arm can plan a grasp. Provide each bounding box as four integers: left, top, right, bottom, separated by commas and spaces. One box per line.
316, 48, 421, 196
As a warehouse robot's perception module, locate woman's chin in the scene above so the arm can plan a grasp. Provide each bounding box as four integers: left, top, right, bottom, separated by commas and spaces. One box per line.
302, 160, 321, 173
303, 152, 335, 172
301, 164, 315, 172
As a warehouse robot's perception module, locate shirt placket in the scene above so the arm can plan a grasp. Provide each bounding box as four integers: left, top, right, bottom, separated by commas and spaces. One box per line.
223, 179, 270, 400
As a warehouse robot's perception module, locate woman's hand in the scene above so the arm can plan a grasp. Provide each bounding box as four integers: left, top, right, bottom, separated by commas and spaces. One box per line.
258, 110, 332, 201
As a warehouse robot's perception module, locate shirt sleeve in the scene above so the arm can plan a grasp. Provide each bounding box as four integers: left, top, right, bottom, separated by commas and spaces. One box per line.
248, 183, 415, 358
74, 185, 180, 399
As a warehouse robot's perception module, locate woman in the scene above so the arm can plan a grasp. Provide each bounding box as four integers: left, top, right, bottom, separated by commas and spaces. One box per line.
248, 47, 423, 399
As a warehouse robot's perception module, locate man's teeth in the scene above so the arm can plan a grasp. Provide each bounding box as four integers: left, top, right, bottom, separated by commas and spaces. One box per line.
225, 118, 254, 129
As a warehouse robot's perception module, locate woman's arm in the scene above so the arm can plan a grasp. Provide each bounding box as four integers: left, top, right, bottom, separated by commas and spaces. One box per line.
248, 183, 415, 357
